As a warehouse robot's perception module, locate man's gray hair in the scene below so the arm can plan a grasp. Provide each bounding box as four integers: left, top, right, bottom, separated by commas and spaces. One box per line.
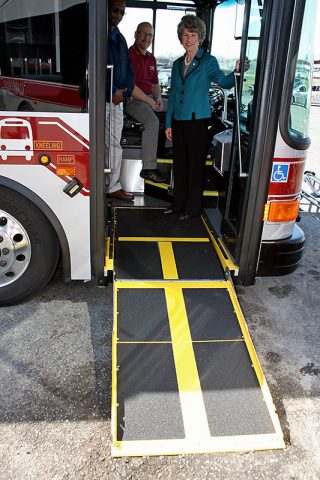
177, 15, 206, 45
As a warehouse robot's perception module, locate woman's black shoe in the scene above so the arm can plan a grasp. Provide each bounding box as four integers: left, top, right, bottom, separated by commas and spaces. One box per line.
178, 213, 197, 220
163, 207, 174, 214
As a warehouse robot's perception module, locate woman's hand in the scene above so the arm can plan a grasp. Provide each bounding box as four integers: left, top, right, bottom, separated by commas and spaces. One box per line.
165, 128, 172, 142
235, 57, 250, 73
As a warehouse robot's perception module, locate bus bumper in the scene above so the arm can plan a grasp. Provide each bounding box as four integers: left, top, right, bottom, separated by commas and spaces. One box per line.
257, 223, 305, 276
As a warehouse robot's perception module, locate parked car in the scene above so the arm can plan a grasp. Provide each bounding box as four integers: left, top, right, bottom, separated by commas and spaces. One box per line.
158, 69, 171, 88
311, 85, 320, 106
292, 84, 308, 106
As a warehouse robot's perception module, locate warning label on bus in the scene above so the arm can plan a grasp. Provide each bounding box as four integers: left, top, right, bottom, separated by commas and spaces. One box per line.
56, 167, 76, 176
34, 141, 63, 150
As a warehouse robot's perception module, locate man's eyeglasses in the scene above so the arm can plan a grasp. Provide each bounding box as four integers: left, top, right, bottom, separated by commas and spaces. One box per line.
137, 31, 153, 38
112, 7, 125, 15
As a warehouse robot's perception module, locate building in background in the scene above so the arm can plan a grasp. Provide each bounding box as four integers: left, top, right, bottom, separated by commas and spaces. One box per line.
312, 60, 320, 104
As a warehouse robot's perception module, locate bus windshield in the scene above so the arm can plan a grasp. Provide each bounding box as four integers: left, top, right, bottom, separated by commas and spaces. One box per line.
289, 0, 317, 141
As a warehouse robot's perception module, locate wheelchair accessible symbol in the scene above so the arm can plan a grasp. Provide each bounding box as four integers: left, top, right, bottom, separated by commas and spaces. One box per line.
271, 163, 289, 182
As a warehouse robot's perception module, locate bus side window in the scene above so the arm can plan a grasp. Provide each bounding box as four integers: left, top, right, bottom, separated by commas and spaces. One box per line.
0, 2, 88, 113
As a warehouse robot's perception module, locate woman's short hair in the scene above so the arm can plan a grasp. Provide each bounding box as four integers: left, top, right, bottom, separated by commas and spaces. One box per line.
177, 15, 206, 45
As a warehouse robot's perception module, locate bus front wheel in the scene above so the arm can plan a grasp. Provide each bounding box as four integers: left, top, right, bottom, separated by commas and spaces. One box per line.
0, 187, 60, 306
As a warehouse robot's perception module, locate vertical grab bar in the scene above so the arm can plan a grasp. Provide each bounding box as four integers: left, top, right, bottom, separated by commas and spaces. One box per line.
104, 64, 114, 174
234, 71, 248, 178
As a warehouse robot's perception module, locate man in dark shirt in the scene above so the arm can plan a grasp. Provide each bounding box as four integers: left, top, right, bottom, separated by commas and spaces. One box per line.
125, 22, 167, 184
106, 0, 135, 200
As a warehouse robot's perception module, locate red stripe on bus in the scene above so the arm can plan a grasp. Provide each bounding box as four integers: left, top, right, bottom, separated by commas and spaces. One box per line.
0, 76, 84, 109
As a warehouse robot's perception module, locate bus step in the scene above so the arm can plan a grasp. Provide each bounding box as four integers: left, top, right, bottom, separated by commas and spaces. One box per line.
157, 158, 214, 166
144, 179, 220, 197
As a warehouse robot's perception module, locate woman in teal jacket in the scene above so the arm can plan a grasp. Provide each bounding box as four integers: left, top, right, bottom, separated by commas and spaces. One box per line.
165, 14, 240, 219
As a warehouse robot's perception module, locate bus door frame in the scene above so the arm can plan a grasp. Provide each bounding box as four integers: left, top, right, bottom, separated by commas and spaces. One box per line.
89, 0, 107, 285
221, 0, 298, 285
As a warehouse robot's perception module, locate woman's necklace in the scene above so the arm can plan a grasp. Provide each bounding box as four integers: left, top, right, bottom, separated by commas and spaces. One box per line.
184, 57, 193, 66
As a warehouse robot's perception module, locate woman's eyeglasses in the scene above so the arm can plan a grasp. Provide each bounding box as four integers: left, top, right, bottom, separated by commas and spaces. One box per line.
112, 7, 125, 16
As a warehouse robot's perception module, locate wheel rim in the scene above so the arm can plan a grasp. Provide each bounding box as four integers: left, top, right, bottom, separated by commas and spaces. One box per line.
0, 210, 31, 287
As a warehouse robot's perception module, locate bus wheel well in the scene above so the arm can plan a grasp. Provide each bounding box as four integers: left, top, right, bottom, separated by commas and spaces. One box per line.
0, 186, 61, 305
0, 177, 71, 282
18, 101, 35, 111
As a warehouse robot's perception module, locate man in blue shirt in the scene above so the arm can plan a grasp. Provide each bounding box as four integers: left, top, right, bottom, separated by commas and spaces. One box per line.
106, 0, 135, 200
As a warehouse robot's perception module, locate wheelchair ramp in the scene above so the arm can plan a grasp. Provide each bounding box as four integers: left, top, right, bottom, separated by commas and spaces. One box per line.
111, 208, 284, 457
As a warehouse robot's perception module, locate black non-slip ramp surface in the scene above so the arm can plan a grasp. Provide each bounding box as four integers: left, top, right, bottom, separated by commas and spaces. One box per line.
183, 288, 243, 340
173, 242, 224, 279
193, 342, 276, 437
117, 288, 171, 342
117, 287, 242, 342
116, 208, 208, 238
115, 241, 225, 280
116, 343, 184, 441
115, 242, 163, 280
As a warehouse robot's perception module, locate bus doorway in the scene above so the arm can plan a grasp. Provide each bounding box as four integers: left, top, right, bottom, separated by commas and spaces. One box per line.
117, 0, 315, 286
213, 0, 315, 284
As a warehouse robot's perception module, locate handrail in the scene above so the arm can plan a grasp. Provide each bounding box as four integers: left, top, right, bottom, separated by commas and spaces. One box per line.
104, 64, 114, 173
234, 71, 248, 178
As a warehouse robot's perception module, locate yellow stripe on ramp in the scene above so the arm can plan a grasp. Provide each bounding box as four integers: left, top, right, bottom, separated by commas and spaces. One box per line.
159, 242, 211, 439
165, 286, 211, 440
158, 242, 178, 279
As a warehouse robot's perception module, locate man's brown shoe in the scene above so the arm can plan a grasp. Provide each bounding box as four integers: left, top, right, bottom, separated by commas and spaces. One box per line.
110, 189, 134, 201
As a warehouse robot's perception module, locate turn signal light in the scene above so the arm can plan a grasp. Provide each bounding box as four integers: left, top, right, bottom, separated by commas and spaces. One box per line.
266, 200, 299, 222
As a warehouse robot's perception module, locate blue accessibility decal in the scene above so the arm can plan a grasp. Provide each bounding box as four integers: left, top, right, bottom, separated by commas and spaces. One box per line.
271, 163, 290, 183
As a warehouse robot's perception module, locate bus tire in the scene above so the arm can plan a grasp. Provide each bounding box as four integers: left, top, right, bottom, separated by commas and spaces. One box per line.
0, 186, 60, 306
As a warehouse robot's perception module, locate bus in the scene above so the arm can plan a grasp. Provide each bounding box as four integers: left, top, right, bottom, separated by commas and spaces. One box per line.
1, 0, 319, 458
0, 0, 317, 305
